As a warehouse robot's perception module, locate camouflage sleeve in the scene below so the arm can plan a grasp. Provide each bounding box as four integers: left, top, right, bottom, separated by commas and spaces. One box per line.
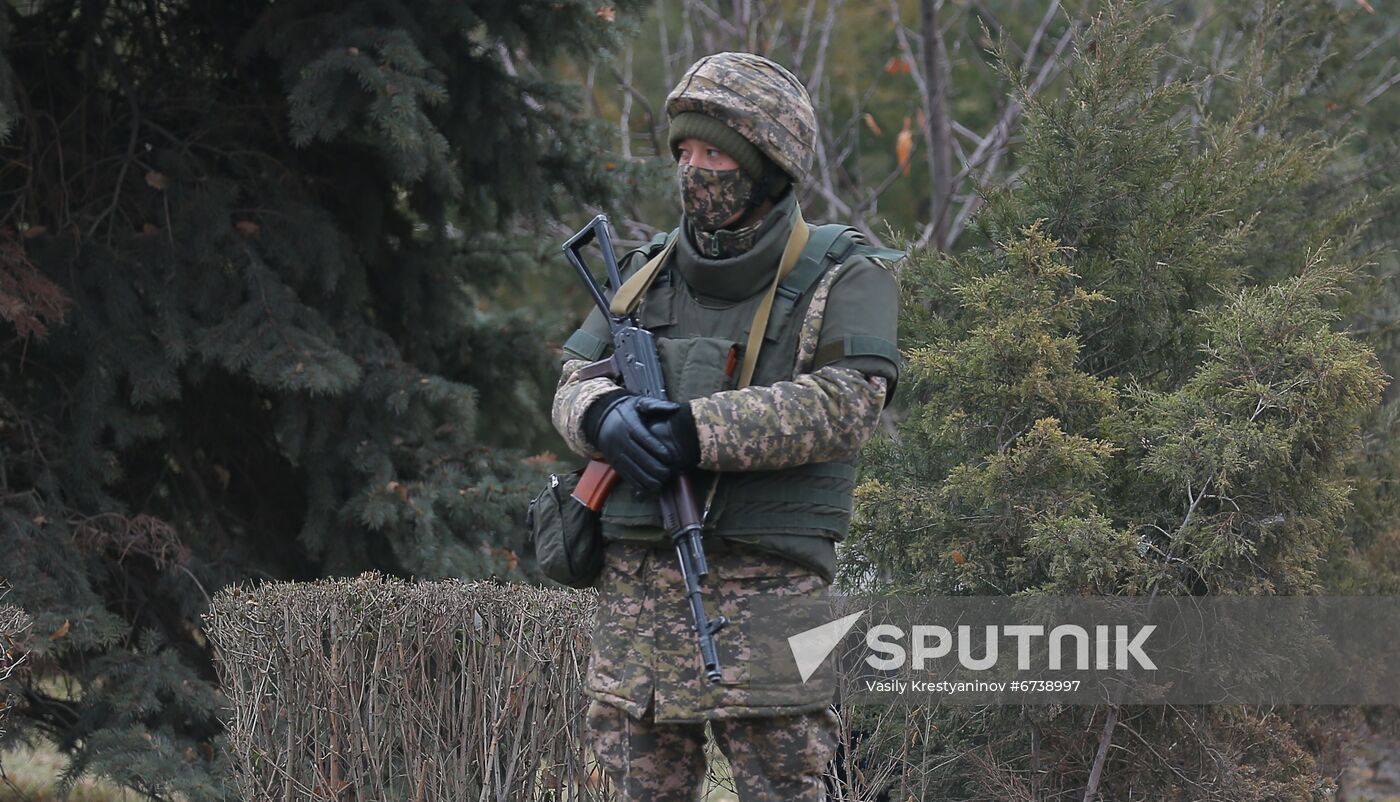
551, 358, 621, 460
687, 366, 887, 472
796, 254, 901, 399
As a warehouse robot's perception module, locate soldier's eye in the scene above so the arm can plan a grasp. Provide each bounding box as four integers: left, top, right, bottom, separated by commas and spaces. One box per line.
706, 149, 721, 159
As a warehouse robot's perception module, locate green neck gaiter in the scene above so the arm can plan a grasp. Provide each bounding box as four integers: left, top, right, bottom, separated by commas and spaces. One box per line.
688, 213, 768, 260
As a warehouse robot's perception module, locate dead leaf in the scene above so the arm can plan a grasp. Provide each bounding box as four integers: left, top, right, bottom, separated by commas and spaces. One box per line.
596, 6, 616, 21
883, 56, 911, 75
49, 619, 71, 641
32, 515, 48, 526
145, 170, 168, 190
140, 223, 159, 236
524, 451, 557, 465
496, 547, 520, 572
1357, 0, 1375, 12
951, 549, 966, 565
21, 225, 47, 239
348, 46, 360, 55
863, 113, 883, 137
234, 221, 260, 236
387, 481, 409, 502
212, 465, 231, 490
896, 117, 914, 177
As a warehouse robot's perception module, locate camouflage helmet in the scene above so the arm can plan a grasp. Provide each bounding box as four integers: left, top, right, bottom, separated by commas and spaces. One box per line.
665, 52, 817, 184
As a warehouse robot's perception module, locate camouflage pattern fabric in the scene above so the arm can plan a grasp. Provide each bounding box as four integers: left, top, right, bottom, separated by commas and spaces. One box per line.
666, 52, 818, 183
794, 259, 855, 373
587, 698, 837, 802
586, 541, 835, 722
688, 210, 768, 260
678, 163, 756, 232
551, 357, 619, 460
551, 358, 886, 473
689, 367, 887, 472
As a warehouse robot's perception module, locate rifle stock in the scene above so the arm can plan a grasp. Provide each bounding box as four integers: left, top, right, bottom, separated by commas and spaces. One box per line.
572, 459, 619, 512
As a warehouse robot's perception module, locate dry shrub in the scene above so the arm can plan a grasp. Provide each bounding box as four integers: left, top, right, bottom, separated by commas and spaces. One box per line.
0, 595, 32, 740
204, 573, 602, 801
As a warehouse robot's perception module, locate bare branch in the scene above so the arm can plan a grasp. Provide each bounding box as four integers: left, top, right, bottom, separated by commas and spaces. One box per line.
890, 0, 929, 100
919, 0, 954, 251
618, 45, 634, 160
793, 0, 820, 72
805, 0, 843, 111
687, 0, 741, 41
1024, 0, 1062, 73
1083, 705, 1119, 802
1362, 67, 1400, 107
657, 0, 675, 88
609, 65, 664, 156
942, 23, 1078, 246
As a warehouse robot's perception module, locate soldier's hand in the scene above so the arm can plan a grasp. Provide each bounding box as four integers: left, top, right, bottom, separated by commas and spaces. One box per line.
644, 402, 700, 473
586, 394, 688, 494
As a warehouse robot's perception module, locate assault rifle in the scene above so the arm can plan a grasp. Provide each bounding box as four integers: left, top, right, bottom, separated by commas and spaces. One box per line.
562, 214, 729, 685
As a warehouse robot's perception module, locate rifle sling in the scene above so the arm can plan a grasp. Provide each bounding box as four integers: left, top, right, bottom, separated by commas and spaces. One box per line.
741, 206, 809, 387
607, 205, 811, 391
609, 236, 678, 316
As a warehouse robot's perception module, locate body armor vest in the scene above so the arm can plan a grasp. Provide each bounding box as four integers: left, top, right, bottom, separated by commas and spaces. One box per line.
563, 223, 901, 580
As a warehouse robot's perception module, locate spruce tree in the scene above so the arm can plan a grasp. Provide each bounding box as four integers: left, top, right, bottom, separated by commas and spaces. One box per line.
0, 0, 638, 796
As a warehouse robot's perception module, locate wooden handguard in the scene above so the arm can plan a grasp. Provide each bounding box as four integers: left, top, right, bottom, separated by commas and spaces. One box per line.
572, 459, 620, 512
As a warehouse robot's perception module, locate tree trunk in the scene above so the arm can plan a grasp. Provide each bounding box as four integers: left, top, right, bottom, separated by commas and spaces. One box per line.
919, 0, 954, 251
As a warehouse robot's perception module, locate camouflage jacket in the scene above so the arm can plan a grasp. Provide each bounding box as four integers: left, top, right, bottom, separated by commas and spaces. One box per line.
552, 193, 897, 478
554, 195, 899, 720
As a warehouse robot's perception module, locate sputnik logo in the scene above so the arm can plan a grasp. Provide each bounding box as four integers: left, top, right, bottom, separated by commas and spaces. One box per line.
788, 610, 865, 683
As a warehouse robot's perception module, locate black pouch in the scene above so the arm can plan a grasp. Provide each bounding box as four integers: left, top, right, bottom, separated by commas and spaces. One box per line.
526, 471, 604, 588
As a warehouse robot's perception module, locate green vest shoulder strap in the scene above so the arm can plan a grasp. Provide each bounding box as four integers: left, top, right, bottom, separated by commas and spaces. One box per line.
636, 228, 678, 287
765, 224, 906, 339
561, 229, 678, 360
564, 225, 904, 361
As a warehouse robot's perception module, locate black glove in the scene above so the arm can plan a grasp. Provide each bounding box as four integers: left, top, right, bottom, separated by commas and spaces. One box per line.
646, 403, 700, 474
584, 393, 694, 495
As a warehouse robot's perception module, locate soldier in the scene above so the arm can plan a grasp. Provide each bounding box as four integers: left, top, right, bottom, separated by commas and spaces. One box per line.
551, 52, 901, 802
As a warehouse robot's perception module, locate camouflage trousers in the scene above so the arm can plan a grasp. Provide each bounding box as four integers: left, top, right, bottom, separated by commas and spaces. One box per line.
587, 697, 838, 802
586, 541, 837, 720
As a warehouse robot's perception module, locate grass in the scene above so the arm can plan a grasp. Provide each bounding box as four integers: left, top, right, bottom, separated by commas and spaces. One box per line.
2, 732, 743, 802
0, 738, 138, 802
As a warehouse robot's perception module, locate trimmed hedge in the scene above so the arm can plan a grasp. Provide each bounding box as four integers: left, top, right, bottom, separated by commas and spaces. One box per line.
205, 574, 601, 801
